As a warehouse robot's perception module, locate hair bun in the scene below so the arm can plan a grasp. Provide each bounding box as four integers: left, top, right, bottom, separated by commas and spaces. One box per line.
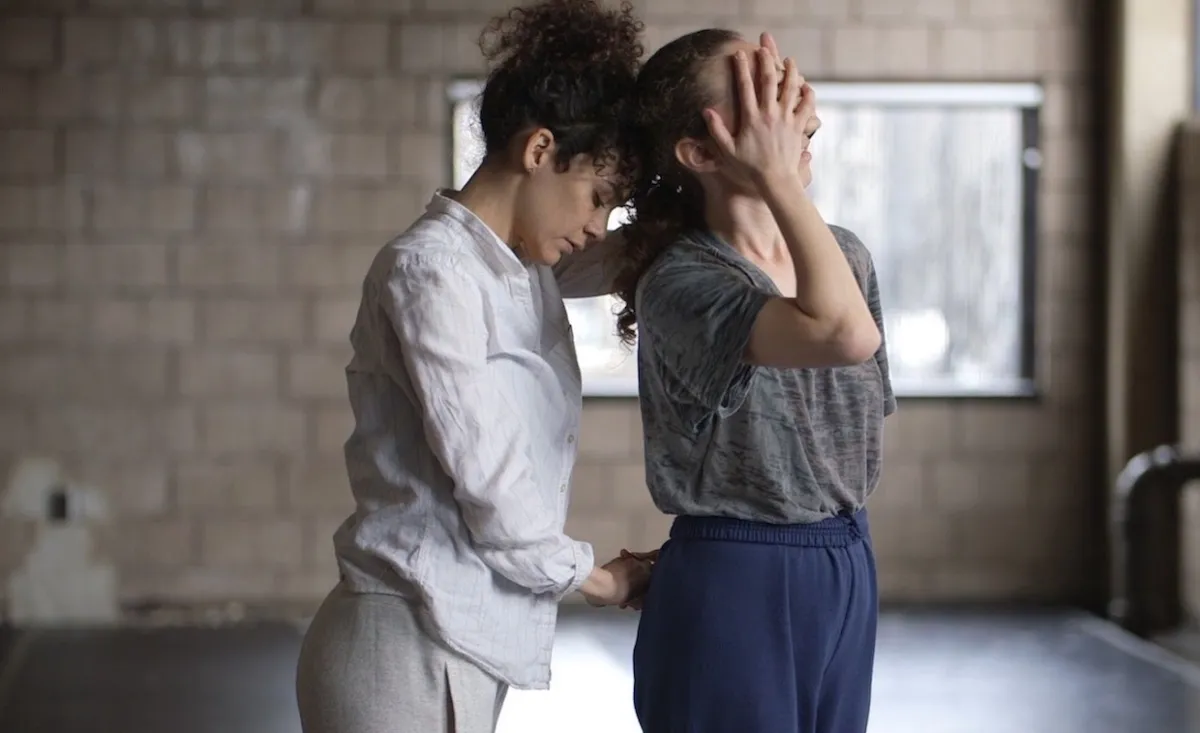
479, 0, 643, 77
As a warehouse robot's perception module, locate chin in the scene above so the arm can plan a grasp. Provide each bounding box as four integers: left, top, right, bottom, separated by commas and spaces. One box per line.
530, 247, 565, 267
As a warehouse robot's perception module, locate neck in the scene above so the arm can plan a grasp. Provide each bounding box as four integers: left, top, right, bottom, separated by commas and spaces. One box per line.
703, 180, 785, 262
452, 159, 522, 249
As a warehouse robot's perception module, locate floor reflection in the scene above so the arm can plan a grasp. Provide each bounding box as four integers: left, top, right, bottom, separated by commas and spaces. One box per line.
2, 606, 1200, 733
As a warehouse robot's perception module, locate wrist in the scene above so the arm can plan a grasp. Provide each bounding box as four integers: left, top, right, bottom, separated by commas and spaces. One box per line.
580, 566, 615, 604
752, 166, 808, 194
754, 171, 812, 213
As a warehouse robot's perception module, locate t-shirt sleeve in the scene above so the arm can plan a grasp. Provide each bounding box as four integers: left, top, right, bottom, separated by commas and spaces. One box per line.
636, 255, 770, 417
866, 253, 897, 417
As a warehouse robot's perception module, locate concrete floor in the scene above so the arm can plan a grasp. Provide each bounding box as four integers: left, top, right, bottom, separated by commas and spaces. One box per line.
1157, 625, 1200, 669
2, 607, 1200, 733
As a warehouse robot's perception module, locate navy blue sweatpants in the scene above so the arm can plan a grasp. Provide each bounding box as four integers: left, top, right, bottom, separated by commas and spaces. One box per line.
631, 511, 878, 733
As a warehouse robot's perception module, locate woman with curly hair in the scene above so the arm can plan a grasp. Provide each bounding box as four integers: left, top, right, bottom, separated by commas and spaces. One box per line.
615, 31, 896, 733
294, 2, 650, 731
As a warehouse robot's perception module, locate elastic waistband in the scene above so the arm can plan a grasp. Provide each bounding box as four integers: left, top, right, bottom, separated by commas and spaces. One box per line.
669, 510, 869, 548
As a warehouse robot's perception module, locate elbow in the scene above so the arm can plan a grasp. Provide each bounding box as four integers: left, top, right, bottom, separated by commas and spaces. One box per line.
828, 317, 881, 365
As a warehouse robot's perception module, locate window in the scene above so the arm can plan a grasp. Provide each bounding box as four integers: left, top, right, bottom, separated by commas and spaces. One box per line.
805, 82, 1042, 397
448, 80, 1042, 398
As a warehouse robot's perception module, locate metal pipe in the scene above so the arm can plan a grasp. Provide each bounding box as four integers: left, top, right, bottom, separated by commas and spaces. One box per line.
1109, 444, 1200, 635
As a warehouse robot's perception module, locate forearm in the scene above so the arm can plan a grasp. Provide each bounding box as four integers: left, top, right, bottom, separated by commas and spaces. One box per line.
415, 359, 592, 595
758, 172, 874, 330
470, 528, 594, 598
431, 401, 595, 596
552, 228, 624, 298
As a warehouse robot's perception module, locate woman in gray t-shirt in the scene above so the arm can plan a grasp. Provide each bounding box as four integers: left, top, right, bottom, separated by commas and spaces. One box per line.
612, 30, 895, 733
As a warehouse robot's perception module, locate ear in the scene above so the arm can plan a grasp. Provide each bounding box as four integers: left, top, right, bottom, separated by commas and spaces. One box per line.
520, 127, 556, 174
673, 136, 719, 175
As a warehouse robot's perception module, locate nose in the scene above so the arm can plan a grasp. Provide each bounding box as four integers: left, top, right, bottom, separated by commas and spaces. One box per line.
583, 212, 606, 240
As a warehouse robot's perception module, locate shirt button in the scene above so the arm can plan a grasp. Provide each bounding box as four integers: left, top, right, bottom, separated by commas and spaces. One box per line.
567, 434, 575, 444
560, 483, 567, 493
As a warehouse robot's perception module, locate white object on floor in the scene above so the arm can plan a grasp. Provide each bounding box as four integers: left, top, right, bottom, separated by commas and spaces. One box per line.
4, 457, 118, 625
8, 525, 119, 625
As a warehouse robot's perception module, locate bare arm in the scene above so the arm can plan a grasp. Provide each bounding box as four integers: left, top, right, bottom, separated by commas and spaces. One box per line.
551, 227, 625, 298
705, 48, 880, 370
746, 175, 880, 368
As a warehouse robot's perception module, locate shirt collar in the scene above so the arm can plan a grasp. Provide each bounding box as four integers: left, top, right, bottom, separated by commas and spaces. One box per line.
426, 189, 527, 277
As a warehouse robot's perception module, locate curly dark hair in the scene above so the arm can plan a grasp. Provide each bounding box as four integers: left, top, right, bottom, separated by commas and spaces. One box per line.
477, 0, 644, 190
612, 29, 741, 346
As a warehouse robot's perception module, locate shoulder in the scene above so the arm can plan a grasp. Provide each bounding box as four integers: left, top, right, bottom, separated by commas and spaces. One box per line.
640, 234, 748, 293
390, 217, 475, 265
365, 233, 485, 312
634, 234, 762, 334
828, 224, 868, 258
828, 224, 875, 280
370, 218, 482, 281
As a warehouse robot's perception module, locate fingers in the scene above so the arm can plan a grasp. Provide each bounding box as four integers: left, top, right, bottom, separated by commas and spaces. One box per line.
615, 547, 659, 611
731, 50, 758, 127
779, 56, 801, 114
797, 82, 817, 120
754, 31, 806, 113
761, 31, 780, 60
757, 47, 778, 117
618, 571, 652, 611
608, 554, 653, 580
703, 109, 736, 156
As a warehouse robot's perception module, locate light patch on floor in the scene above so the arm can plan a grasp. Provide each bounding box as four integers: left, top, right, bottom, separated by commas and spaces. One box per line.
498, 632, 639, 733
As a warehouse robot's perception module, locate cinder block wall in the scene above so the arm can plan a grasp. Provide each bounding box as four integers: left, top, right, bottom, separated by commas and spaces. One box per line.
0, 0, 1097, 613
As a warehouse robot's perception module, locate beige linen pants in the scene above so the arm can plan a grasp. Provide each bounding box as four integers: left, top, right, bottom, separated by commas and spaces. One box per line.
296, 583, 508, 733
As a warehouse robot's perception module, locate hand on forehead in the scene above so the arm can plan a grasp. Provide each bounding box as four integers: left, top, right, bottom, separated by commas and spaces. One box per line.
700, 30, 819, 143
705, 32, 790, 117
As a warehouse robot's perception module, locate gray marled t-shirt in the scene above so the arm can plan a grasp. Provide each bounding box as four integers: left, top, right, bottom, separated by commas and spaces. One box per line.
634, 225, 896, 524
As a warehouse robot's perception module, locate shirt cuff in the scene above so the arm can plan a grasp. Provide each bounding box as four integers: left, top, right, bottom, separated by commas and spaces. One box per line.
557, 539, 595, 600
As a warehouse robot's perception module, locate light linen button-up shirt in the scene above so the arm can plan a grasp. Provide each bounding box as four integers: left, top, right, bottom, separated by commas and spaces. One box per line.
331, 191, 615, 690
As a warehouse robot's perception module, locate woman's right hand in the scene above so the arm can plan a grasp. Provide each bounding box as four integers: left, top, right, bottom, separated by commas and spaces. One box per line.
704, 47, 815, 187
579, 555, 652, 607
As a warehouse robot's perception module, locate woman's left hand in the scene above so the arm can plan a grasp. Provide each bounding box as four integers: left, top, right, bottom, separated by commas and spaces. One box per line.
617, 547, 661, 610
